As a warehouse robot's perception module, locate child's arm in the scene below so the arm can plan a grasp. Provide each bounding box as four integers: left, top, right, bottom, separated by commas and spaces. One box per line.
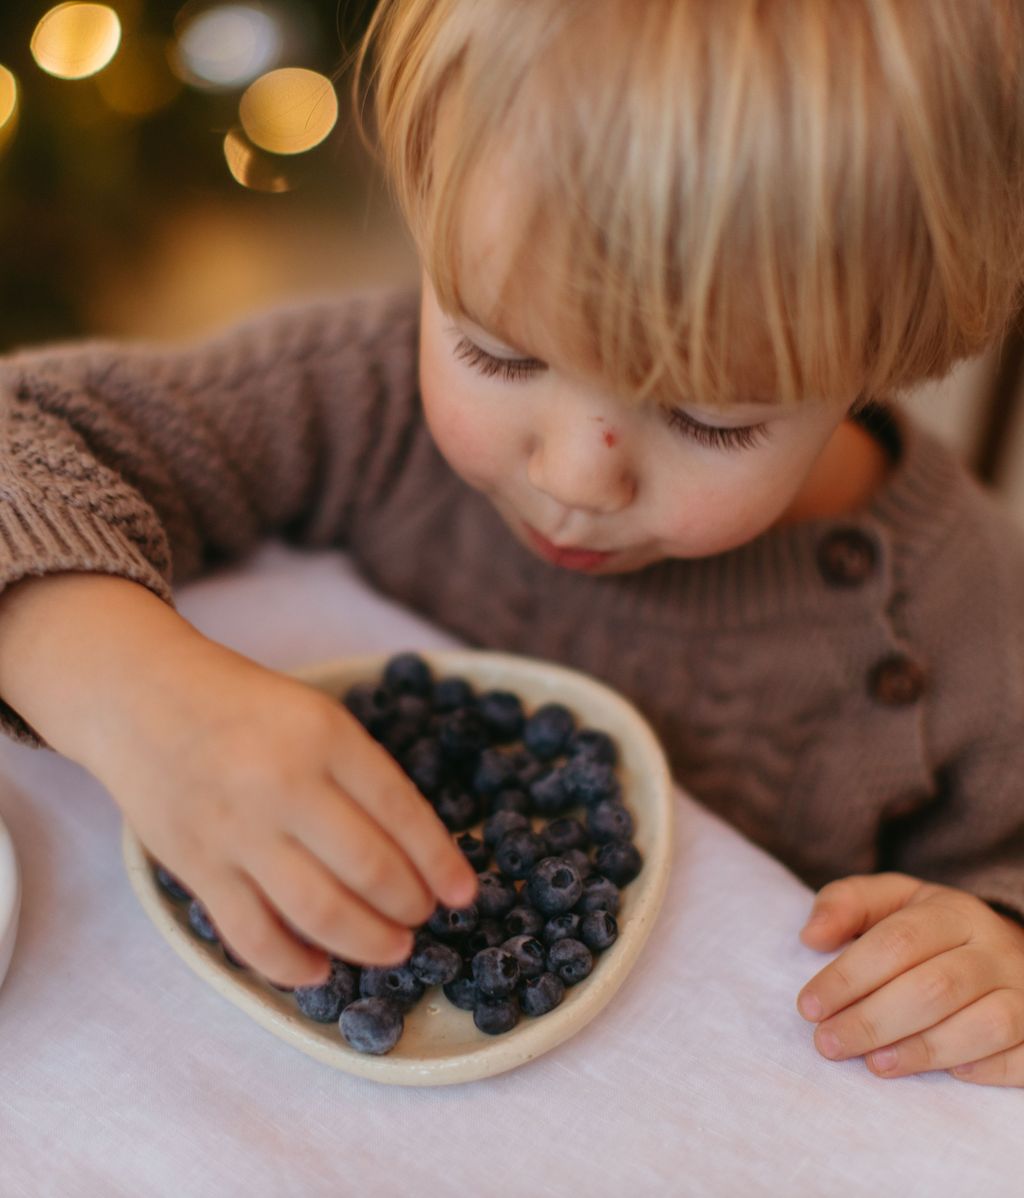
0, 570, 477, 986
0, 289, 478, 985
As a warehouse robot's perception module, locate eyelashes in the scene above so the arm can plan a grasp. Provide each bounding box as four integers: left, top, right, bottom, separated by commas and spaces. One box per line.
451, 334, 769, 451
452, 336, 544, 382
661, 407, 769, 451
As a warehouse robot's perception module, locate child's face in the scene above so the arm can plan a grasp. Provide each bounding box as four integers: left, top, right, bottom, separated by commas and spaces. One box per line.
419, 273, 852, 575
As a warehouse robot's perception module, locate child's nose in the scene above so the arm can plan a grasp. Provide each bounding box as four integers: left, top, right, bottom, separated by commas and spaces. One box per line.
526, 422, 637, 515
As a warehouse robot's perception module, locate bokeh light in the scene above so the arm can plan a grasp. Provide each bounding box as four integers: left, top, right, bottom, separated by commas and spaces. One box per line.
239, 67, 338, 155
223, 127, 292, 193
31, 4, 122, 80
0, 66, 19, 153
173, 3, 282, 90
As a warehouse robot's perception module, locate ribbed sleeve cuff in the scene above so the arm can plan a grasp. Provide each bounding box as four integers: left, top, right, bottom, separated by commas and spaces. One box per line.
0, 502, 175, 751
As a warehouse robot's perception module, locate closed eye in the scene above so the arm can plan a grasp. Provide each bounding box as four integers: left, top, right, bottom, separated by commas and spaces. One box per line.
453, 336, 545, 382
662, 406, 769, 451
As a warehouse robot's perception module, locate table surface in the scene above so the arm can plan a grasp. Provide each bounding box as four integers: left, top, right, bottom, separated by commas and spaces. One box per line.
1, 542, 1020, 1198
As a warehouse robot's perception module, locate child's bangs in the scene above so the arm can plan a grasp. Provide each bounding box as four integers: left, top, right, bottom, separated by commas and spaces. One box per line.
361, 0, 1024, 411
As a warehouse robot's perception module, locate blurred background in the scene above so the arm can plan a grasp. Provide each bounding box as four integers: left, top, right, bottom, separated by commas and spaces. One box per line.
1, 1, 1023, 525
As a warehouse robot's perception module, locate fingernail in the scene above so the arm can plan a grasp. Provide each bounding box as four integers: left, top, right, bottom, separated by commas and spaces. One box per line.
799, 993, 823, 1020
803, 912, 829, 932
872, 1048, 898, 1072
952, 1062, 975, 1078
817, 1030, 842, 1058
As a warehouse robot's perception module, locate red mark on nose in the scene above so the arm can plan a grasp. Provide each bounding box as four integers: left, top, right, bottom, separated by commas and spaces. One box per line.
603, 429, 619, 448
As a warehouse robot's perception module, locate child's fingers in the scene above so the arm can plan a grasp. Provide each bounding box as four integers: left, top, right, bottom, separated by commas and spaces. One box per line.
289, 780, 437, 929
798, 894, 971, 1025
328, 729, 479, 908
861, 987, 1024, 1081
197, 868, 332, 989
246, 836, 415, 969
799, 872, 925, 950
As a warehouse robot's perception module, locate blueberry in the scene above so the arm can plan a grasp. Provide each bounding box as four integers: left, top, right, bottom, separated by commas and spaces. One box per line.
154, 864, 192, 902
541, 817, 589, 855
438, 707, 490, 761
456, 833, 491, 872
547, 938, 594, 986
511, 748, 548, 789
187, 900, 219, 943
463, 917, 508, 959
575, 873, 621, 915
383, 652, 433, 697
409, 939, 463, 986
474, 871, 518, 920
562, 757, 622, 806
433, 785, 481, 831
580, 910, 619, 952
472, 747, 519, 796
474, 996, 520, 1035
490, 788, 531, 816
542, 912, 582, 945
427, 902, 480, 940
523, 703, 575, 760
568, 727, 619, 766
529, 768, 572, 816
294, 960, 359, 1022
472, 947, 521, 998
527, 857, 584, 916
381, 713, 423, 756
443, 975, 479, 1010
343, 682, 395, 737
586, 799, 635, 844
503, 904, 545, 939
340, 997, 404, 1055
519, 971, 565, 1017
561, 848, 594, 880
594, 840, 644, 885
501, 934, 547, 981
477, 690, 525, 742
495, 828, 548, 881
432, 676, 476, 712
482, 809, 530, 849
401, 737, 445, 797
360, 963, 426, 1013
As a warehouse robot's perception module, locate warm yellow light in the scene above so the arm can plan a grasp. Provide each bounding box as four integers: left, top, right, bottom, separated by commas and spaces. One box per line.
0, 66, 17, 129
223, 127, 291, 192
31, 4, 122, 80
0, 65, 18, 152
239, 68, 338, 155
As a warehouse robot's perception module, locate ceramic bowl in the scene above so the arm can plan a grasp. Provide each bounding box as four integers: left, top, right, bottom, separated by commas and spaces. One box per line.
0, 809, 20, 995
122, 649, 674, 1085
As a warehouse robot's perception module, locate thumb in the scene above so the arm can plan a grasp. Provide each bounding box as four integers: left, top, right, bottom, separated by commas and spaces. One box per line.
799, 872, 923, 950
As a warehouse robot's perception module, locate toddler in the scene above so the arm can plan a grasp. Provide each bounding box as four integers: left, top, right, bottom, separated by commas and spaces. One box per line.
2, 0, 1024, 1087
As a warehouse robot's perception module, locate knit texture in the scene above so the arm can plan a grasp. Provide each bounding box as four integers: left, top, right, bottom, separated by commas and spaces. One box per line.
2, 287, 1024, 917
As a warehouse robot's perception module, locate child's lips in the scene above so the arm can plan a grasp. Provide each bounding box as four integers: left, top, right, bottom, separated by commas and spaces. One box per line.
523, 524, 616, 571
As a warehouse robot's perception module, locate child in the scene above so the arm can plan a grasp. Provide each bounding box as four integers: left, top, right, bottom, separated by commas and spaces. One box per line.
1, 0, 1024, 1086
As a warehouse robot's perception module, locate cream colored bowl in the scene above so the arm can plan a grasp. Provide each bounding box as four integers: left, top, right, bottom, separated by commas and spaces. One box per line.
122, 650, 674, 1086
0, 809, 20, 996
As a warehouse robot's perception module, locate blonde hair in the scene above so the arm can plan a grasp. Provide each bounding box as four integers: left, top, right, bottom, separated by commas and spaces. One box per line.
356, 0, 1024, 410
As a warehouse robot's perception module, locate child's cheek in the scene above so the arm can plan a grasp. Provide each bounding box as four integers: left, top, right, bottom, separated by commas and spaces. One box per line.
419, 362, 506, 491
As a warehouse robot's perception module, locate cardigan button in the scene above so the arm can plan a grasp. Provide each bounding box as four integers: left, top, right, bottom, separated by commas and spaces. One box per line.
869, 655, 927, 706
817, 528, 878, 587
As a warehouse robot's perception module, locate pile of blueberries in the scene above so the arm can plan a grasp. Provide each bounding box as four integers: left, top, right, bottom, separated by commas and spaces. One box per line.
152, 652, 644, 1056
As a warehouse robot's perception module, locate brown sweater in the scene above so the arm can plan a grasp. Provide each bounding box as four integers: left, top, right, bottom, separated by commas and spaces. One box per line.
2, 288, 1024, 917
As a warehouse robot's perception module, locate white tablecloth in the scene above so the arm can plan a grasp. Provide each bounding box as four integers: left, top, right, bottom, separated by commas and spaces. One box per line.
1, 542, 1020, 1197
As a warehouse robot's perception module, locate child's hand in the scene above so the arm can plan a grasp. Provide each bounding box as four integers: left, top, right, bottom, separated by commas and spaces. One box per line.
92, 639, 479, 988
796, 873, 1024, 1086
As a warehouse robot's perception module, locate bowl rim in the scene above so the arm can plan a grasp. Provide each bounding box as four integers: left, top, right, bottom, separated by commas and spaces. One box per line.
0, 807, 21, 994
122, 648, 675, 1085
